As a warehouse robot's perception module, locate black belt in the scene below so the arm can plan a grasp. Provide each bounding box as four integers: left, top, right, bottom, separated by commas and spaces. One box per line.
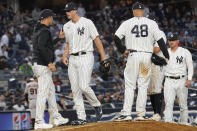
70, 52, 86, 56
128, 49, 152, 54
165, 75, 185, 80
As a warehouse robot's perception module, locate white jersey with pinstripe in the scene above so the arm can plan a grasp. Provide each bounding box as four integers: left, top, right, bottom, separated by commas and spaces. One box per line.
63, 17, 101, 120
115, 16, 163, 117
63, 17, 97, 54
115, 17, 163, 52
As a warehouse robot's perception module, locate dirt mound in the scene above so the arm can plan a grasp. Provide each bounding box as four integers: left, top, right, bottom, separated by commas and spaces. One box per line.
37, 121, 197, 131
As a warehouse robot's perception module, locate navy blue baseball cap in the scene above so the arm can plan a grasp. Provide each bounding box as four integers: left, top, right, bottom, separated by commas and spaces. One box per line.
132, 2, 145, 10
39, 9, 56, 20
168, 33, 179, 41
64, 2, 77, 12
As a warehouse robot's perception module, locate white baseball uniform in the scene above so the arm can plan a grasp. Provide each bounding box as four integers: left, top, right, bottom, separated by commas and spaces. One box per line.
148, 31, 166, 94
63, 17, 101, 120
115, 17, 163, 117
25, 81, 38, 119
164, 47, 193, 124
32, 64, 62, 123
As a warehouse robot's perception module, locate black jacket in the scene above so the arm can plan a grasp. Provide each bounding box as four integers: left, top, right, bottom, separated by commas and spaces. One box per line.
32, 23, 60, 66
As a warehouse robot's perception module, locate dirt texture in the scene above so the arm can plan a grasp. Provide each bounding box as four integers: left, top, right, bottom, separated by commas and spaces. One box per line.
35, 121, 197, 131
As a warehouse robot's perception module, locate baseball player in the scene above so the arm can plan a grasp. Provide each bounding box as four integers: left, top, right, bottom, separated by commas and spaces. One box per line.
62, 2, 110, 125
164, 33, 193, 124
24, 76, 38, 129
147, 15, 166, 121
32, 9, 68, 129
113, 2, 169, 121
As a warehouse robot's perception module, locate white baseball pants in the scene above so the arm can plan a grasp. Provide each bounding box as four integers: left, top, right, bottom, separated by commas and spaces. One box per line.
164, 77, 188, 124
29, 99, 36, 119
68, 52, 101, 120
121, 52, 152, 116
148, 64, 164, 94
32, 64, 61, 124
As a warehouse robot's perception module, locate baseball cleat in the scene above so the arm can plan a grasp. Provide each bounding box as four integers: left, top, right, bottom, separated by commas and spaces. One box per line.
53, 117, 69, 126
149, 114, 161, 121
114, 115, 132, 121
135, 116, 149, 121
71, 119, 87, 125
34, 123, 53, 130
94, 106, 103, 121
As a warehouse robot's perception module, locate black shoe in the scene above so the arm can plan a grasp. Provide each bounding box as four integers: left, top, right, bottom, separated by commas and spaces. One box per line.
94, 106, 102, 121
71, 119, 87, 125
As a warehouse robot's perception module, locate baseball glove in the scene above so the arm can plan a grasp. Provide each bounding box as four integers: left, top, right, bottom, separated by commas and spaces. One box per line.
99, 59, 111, 73
151, 53, 167, 66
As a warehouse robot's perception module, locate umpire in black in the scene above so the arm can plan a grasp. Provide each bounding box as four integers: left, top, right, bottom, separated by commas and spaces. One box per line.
32, 9, 68, 130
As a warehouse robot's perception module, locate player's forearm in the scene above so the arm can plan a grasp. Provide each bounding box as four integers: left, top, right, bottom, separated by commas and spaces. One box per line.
94, 36, 107, 61
157, 38, 169, 59
63, 43, 69, 58
114, 35, 126, 54
187, 59, 194, 80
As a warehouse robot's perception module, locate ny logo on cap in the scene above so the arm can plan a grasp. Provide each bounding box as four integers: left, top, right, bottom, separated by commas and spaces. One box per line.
139, 6, 141, 8
66, 4, 68, 7
171, 34, 173, 37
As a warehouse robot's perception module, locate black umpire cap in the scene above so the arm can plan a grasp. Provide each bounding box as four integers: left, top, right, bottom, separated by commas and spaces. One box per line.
132, 2, 145, 10
168, 33, 179, 41
64, 2, 77, 12
39, 9, 56, 20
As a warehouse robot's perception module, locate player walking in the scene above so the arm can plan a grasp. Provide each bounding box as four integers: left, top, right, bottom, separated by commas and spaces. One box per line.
62, 2, 110, 125
32, 9, 68, 129
24, 76, 38, 129
164, 33, 193, 124
113, 2, 169, 121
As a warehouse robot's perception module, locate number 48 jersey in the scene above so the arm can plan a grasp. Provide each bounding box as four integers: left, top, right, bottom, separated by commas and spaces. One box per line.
115, 17, 163, 52
25, 81, 38, 100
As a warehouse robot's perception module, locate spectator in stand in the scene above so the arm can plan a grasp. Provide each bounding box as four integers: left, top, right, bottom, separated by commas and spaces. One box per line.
0, 44, 8, 58
112, 72, 124, 85
0, 31, 9, 47
13, 100, 25, 111
20, 60, 33, 77
55, 44, 64, 65
90, 72, 103, 86
77, 3, 86, 17
0, 94, 6, 111
97, 94, 104, 104
0, 56, 10, 70
57, 97, 67, 111
103, 90, 112, 103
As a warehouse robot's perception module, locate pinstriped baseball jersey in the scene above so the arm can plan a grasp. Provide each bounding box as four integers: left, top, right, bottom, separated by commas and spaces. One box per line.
63, 17, 99, 54
115, 17, 163, 52
165, 47, 193, 80
25, 81, 38, 100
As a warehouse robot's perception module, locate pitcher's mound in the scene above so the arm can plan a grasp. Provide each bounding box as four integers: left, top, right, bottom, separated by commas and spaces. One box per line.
37, 121, 197, 131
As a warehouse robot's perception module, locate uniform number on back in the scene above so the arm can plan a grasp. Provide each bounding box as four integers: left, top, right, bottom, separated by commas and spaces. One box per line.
30, 88, 37, 95
131, 24, 148, 37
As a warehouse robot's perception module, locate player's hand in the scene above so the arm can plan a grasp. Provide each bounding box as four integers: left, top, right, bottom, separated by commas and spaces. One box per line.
123, 50, 130, 58
59, 28, 65, 39
185, 80, 191, 88
165, 58, 169, 63
48, 63, 56, 72
62, 56, 69, 66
